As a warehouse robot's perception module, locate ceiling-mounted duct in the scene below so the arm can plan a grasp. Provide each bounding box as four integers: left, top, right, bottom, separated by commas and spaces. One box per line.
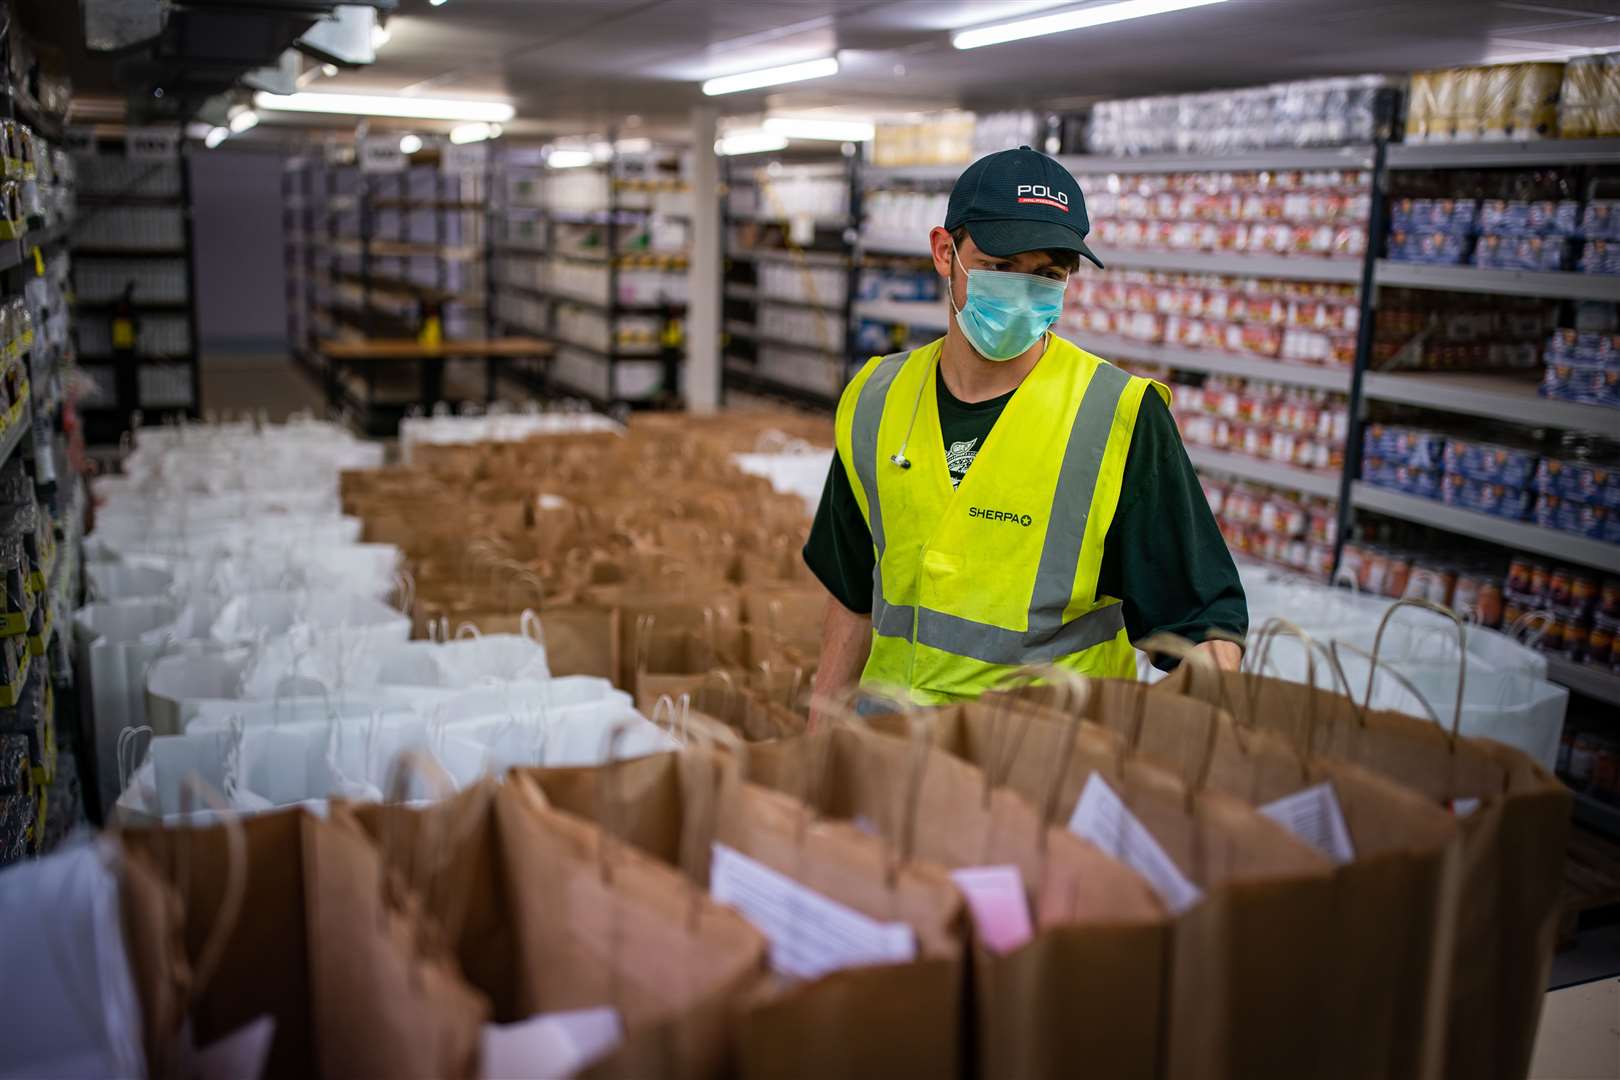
82, 0, 165, 52
242, 49, 301, 95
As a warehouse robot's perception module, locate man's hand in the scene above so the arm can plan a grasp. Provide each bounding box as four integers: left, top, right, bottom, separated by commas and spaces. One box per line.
808, 595, 872, 731
1192, 637, 1243, 673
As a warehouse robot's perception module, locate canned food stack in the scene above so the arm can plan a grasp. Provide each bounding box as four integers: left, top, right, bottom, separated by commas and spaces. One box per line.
1171, 374, 1348, 471
1203, 476, 1337, 578
1542, 330, 1620, 410
1504, 557, 1620, 671
1559, 53, 1620, 139
1406, 63, 1565, 143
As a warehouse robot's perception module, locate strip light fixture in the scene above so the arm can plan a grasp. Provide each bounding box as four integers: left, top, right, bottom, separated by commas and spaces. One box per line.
953, 0, 1232, 50
204, 127, 228, 149
228, 109, 259, 133
449, 122, 502, 144
252, 90, 515, 123
546, 148, 596, 168
715, 129, 789, 156
763, 116, 874, 142
702, 57, 838, 96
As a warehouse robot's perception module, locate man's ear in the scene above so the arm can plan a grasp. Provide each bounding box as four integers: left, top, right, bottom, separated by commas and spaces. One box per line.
929, 226, 954, 281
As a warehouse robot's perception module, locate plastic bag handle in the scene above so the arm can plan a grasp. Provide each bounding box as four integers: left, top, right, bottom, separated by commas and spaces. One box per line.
1367, 598, 1467, 741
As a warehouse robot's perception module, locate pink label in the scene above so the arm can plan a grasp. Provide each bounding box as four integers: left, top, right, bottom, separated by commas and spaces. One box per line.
950, 865, 1034, 955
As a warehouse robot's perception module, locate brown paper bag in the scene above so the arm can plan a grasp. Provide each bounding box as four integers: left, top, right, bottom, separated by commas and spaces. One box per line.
992, 676, 1464, 1080
1158, 659, 1569, 1080
441, 607, 621, 682
494, 773, 768, 1080
123, 807, 488, 1079
519, 749, 969, 1080
746, 724, 1171, 1080
118, 840, 193, 1079
684, 673, 807, 742
884, 700, 1344, 1080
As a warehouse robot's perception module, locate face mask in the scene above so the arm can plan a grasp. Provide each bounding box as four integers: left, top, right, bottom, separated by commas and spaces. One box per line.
947, 243, 1067, 362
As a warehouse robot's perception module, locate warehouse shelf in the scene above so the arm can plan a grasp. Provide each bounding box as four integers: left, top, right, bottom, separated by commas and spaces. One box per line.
725, 284, 758, 302
754, 293, 847, 313
730, 248, 852, 269
551, 292, 682, 316
366, 240, 482, 260
75, 193, 181, 207
497, 245, 549, 257
1546, 655, 1620, 708
72, 246, 188, 259
862, 146, 1377, 184
1077, 331, 1355, 392
1103, 248, 1365, 282
860, 232, 932, 257
0, 408, 30, 470
1572, 789, 1620, 836
76, 300, 191, 314
1387, 138, 1620, 169
1184, 445, 1343, 498
724, 319, 845, 358
854, 298, 948, 331
1350, 481, 1620, 575
1374, 260, 1620, 301
1360, 370, 1618, 434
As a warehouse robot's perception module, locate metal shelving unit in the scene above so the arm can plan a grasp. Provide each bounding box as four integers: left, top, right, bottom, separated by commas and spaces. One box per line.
1102, 248, 1366, 283
1186, 445, 1344, 498
1078, 331, 1355, 393
721, 153, 861, 408
69, 133, 200, 445
1359, 370, 1618, 435
1350, 482, 1620, 576
1386, 138, 1620, 169
488, 144, 687, 408
1373, 259, 1620, 302
1546, 656, 1620, 710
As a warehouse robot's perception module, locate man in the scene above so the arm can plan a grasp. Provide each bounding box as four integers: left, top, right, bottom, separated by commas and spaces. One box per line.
804, 146, 1246, 718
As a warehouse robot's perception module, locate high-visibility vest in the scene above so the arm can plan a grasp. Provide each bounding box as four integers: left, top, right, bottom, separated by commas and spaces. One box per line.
834, 335, 1169, 704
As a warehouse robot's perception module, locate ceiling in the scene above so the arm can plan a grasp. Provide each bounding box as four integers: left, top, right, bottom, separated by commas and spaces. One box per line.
63, 0, 1620, 139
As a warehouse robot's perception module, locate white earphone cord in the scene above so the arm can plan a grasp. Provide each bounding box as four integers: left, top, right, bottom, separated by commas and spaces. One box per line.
889, 353, 938, 469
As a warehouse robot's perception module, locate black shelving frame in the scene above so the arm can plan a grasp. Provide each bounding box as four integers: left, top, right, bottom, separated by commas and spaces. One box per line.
719, 152, 860, 409
68, 132, 201, 445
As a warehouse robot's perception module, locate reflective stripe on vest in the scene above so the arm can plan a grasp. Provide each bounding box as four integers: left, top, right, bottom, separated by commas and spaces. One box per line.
849, 349, 1131, 666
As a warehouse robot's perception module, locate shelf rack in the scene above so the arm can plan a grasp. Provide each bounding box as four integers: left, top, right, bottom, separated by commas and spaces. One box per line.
720, 154, 861, 409
487, 144, 686, 408
69, 132, 201, 445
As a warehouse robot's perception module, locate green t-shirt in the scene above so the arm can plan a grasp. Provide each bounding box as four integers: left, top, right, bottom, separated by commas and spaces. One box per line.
803, 369, 1248, 668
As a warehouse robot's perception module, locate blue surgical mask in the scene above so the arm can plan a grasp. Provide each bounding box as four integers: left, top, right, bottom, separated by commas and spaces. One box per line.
948, 243, 1067, 362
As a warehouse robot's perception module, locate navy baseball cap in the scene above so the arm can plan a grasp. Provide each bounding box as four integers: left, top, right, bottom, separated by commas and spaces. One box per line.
944, 145, 1103, 269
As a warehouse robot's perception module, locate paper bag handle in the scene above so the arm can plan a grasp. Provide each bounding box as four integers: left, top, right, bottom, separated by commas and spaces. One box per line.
1367, 598, 1467, 742
173, 773, 247, 1002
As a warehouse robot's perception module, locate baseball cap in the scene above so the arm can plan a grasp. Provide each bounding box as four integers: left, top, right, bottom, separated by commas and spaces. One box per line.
943, 145, 1103, 269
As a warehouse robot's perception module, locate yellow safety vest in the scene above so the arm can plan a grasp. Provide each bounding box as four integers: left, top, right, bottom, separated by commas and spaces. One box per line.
834, 335, 1169, 704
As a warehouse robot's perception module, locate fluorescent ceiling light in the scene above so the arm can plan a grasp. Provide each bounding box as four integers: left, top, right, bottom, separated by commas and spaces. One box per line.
614, 137, 652, 154
399, 133, 423, 154
430, 0, 449, 5
547, 148, 595, 168
204, 127, 228, 149
716, 129, 789, 156
702, 57, 838, 96
449, 122, 501, 144
228, 109, 259, 133
371, 24, 391, 49
253, 91, 515, 123
953, 0, 1231, 50
764, 116, 874, 142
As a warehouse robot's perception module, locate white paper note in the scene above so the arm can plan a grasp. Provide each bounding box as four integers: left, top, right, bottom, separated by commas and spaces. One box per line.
1067, 774, 1204, 915
481, 1007, 623, 1080
950, 865, 1034, 955
709, 842, 916, 980
1450, 797, 1481, 818
1259, 782, 1356, 866
188, 1015, 276, 1080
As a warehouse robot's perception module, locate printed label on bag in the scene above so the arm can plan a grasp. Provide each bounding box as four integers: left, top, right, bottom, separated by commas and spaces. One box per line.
482, 1007, 622, 1078
1259, 783, 1356, 865
950, 865, 1033, 954
1067, 774, 1204, 915
710, 842, 916, 980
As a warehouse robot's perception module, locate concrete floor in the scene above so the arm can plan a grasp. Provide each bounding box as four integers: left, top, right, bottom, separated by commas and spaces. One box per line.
198, 352, 326, 421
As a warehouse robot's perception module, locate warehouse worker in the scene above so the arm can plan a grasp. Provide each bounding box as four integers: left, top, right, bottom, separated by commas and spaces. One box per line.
805, 146, 1246, 719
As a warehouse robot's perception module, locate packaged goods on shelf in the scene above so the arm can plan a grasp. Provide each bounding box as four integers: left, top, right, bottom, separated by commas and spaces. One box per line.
758, 304, 844, 350
1559, 53, 1620, 139
863, 189, 948, 245
758, 261, 848, 307
1370, 289, 1552, 372
1364, 420, 1620, 541
1080, 168, 1370, 260
1065, 270, 1359, 366
72, 206, 184, 251
1171, 374, 1348, 470
971, 110, 1042, 158
731, 166, 848, 222
1407, 62, 1564, 143
1543, 329, 1620, 408
73, 259, 187, 304
871, 111, 976, 167
553, 305, 662, 355
754, 346, 847, 398
1201, 475, 1336, 579
544, 167, 612, 212
73, 155, 181, 199
857, 266, 941, 304
1085, 76, 1391, 156
1385, 168, 1619, 275
75, 313, 189, 357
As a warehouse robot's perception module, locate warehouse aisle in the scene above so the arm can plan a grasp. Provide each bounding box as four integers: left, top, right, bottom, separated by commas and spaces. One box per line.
199, 353, 324, 420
